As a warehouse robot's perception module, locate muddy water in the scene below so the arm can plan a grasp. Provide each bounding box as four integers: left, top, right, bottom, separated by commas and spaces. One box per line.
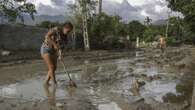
0, 51, 183, 110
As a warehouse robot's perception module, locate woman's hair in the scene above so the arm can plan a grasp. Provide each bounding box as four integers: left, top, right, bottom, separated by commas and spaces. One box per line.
62, 22, 73, 30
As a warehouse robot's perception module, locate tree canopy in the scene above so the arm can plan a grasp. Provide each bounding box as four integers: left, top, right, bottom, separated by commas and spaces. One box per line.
0, 0, 36, 22
166, 0, 195, 32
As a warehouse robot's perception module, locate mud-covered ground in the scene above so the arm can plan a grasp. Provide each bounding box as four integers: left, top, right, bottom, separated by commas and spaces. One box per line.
0, 46, 195, 110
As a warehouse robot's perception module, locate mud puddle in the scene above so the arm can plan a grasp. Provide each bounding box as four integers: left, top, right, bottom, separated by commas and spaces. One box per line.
0, 73, 81, 102
0, 51, 184, 110
0, 73, 126, 110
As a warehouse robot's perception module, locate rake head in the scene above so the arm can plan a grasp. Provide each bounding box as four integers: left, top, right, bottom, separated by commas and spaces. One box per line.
69, 80, 77, 88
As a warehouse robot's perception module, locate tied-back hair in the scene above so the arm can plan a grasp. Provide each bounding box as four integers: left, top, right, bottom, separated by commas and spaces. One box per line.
62, 22, 73, 30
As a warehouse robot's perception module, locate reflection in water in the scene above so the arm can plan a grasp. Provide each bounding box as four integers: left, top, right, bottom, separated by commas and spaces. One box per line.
43, 85, 56, 107
67, 86, 76, 97
43, 85, 77, 109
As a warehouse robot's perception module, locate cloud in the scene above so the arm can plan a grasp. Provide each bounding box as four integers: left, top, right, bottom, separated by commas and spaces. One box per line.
138, 0, 182, 21
102, 0, 144, 22
28, 0, 71, 16
28, 0, 181, 21
102, 0, 170, 22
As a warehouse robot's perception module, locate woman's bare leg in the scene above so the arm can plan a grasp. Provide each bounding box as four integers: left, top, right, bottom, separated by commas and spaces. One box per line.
51, 53, 58, 84
45, 73, 51, 84
42, 53, 57, 85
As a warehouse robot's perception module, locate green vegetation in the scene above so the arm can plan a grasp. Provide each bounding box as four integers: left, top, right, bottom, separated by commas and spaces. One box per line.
65, 0, 195, 49
0, 0, 36, 22
166, 0, 195, 43
36, 21, 61, 29
166, 0, 195, 32
36, 14, 194, 49
2, 0, 195, 49
77, 13, 181, 49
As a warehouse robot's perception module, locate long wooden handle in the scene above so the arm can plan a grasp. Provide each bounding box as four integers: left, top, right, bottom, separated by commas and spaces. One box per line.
60, 60, 72, 81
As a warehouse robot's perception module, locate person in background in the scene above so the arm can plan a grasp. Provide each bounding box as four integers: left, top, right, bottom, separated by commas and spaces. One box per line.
159, 35, 166, 53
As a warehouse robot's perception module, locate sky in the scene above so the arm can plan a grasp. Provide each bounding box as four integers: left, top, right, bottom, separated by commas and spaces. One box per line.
27, 0, 180, 21
109, 0, 161, 6
29, 0, 165, 7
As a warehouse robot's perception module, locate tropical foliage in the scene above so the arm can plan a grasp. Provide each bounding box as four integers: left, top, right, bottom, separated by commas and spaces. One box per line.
0, 0, 36, 22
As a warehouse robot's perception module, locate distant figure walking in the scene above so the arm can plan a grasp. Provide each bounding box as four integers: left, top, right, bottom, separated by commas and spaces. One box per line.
159, 35, 166, 53
40, 22, 73, 86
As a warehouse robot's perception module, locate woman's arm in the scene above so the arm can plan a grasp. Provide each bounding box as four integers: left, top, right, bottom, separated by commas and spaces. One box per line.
58, 35, 68, 60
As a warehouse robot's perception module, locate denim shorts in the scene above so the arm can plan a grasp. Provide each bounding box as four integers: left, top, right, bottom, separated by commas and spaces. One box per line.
40, 44, 55, 55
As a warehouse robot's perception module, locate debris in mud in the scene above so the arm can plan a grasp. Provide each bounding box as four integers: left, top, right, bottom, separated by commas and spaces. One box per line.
131, 79, 145, 96
1, 50, 11, 56
136, 103, 152, 110
32, 102, 38, 107
131, 79, 141, 96
0, 99, 4, 103
182, 101, 190, 110
10, 103, 17, 108
148, 75, 162, 81
56, 102, 64, 108
128, 96, 145, 104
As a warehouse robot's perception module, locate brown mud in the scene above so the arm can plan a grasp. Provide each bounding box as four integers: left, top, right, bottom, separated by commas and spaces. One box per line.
0, 46, 195, 110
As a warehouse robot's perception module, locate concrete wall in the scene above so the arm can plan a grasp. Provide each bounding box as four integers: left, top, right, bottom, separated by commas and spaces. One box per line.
0, 24, 47, 50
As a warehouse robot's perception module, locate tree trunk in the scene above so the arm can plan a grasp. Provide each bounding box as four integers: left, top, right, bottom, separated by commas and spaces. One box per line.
98, 0, 102, 14
166, 11, 171, 38
81, 0, 90, 51
82, 14, 90, 51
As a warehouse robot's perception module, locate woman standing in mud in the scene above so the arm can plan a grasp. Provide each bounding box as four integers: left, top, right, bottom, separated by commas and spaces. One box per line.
41, 22, 73, 86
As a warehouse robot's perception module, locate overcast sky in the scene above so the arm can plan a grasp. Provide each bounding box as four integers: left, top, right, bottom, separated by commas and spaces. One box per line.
27, 0, 180, 21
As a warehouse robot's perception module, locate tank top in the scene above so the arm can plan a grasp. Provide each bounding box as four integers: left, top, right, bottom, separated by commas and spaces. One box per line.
43, 27, 68, 50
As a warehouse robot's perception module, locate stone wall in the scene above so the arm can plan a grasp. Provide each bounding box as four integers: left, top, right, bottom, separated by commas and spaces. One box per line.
0, 24, 47, 50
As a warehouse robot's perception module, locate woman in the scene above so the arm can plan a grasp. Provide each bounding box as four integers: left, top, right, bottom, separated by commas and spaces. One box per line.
41, 22, 73, 86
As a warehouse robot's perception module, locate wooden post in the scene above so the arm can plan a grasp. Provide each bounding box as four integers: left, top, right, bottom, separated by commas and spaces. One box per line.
136, 37, 139, 48
191, 81, 195, 110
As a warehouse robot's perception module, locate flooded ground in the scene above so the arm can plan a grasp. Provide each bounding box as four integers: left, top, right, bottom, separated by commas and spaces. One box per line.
0, 47, 194, 110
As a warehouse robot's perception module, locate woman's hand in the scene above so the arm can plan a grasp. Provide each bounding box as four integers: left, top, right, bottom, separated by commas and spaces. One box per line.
53, 44, 60, 51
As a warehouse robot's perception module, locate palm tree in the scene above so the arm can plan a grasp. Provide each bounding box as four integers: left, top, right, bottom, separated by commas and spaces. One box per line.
144, 16, 152, 26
